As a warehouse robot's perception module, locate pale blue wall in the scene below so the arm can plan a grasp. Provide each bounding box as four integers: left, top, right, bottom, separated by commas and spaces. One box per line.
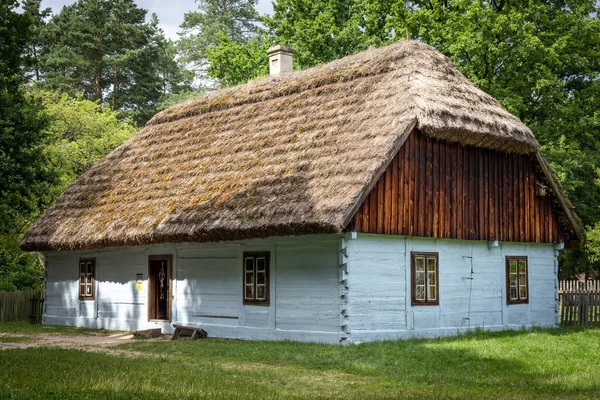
43, 235, 343, 342
346, 234, 558, 342
43, 233, 559, 343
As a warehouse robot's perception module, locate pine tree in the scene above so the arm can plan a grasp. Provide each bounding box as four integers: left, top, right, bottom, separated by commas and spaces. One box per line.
40, 0, 191, 125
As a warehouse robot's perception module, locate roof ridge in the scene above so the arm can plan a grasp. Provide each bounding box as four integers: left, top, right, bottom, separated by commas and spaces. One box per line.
147, 40, 432, 127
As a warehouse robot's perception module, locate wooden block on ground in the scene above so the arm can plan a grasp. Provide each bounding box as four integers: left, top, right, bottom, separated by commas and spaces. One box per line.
133, 328, 162, 339
172, 325, 207, 340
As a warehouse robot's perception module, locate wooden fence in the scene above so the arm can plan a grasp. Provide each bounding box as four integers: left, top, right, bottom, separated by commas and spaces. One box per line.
559, 280, 600, 326
0, 290, 43, 324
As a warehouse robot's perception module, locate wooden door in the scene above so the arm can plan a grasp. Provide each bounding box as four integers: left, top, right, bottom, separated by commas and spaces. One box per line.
148, 255, 172, 321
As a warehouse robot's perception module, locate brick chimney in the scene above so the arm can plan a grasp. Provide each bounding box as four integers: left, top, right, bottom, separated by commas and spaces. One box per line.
267, 44, 295, 75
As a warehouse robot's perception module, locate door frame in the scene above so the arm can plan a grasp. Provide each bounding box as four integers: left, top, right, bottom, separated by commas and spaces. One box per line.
147, 255, 172, 322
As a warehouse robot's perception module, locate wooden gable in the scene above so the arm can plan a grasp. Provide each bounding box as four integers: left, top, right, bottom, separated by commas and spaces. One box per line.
351, 129, 566, 244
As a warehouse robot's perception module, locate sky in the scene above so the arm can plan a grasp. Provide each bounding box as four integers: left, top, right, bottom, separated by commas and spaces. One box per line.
40, 0, 275, 40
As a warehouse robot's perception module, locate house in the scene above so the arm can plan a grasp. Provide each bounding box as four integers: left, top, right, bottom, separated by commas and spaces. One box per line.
21, 40, 585, 343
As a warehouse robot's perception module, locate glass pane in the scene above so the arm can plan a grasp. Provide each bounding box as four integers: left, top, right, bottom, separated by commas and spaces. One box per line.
80, 262, 85, 274
428, 271, 436, 286
416, 285, 425, 300
86, 284, 92, 295
256, 258, 265, 271
415, 257, 425, 272
256, 285, 265, 300
257, 272, 265, 285
427, 257, 436, 272
79, 284, 85, 296
510, 286, 518, 300
245, 257, 254, 272
245, 285, 254, 299
428, 285, 436, 301
416, 270, 425, 285
510, 261, 517, 274
520, 272, 527, 287
87, 263, 93, 274
519, 285, 527, 299
518, 261, 526, 274
245, 272, 254, 285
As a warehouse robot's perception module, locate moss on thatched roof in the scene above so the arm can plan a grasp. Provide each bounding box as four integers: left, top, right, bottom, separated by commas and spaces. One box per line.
21, 40, 582, 251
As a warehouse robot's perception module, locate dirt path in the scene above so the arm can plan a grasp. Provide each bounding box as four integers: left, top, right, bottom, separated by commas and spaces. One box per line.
0, 332, 165, 356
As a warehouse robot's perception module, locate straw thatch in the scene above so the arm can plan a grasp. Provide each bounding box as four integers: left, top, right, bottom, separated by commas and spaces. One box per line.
21, 40, 581, 251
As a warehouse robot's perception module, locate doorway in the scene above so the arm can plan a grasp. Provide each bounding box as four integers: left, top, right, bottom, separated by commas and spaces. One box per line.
148, 255, 172, 321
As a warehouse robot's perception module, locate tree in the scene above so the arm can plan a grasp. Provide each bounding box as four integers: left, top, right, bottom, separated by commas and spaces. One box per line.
178, 0, 263, 83
207, 32, 270, 86
0, 1, 57, 290
21, 0, 51, 82
33, 90, 137, 194
40, 0, 191, 125
265, 0, 367, 68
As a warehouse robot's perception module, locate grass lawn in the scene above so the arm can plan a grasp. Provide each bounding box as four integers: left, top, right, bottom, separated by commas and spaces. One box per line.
0, 325, 599, 399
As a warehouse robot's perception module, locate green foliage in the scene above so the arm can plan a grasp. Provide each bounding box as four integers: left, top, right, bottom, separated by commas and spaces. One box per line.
207, 32, 271, 86
0, 1, 57, 291
0, 89, 137, 291
40, 0, 191, 125
265, 0, 367, 68
178, 0, 263, 83
21, 0, 51, 82
34, 90, 137, 194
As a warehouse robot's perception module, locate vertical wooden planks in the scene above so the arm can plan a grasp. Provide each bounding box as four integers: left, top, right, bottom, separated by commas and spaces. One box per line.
400, 141, 407, 235
350, 129, 565, 246
524, 157, 530, 242
369, 182, 377, 232
469, 146, 476, 239
506, 153, 513, 241
408, 133, 415, 236
391, 153, 399, 235
489, 151, 496, 240
451, 142, 458, 238
384, 163, 392, 235
432, 140, 440, 237
436, 142, 448, 238
417, 134, 426, 237
425, 137, 434, 237
445, 141, 452, 239
459, 144, 463, 238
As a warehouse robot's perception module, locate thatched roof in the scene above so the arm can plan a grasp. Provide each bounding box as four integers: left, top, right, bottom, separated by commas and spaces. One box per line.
21, 40, 582, 251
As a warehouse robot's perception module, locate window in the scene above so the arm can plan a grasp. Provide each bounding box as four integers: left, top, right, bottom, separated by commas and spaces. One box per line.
506, 256, 528, 304
411, 252, 439, 305
79, 259, 95, 300
243, 252, 270, 305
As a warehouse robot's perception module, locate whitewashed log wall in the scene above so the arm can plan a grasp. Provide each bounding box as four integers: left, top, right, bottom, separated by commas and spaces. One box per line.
43, 233, 558, 343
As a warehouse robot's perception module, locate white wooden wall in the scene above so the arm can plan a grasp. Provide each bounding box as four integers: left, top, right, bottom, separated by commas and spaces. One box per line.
43, 235, 342, 342
43, 233, 559, 344
345, 234, 558, 342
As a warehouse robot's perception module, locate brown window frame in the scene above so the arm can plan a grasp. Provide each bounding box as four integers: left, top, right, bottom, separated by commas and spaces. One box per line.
78, 259, 96, 300
243, 252, 270, 306
506, 256, 529, 304
411, 252, 439, 306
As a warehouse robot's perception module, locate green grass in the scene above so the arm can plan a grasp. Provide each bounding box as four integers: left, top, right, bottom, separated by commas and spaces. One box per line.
0, 321, 115, 335
0, 326, 599, 399
0, 335, 35, 343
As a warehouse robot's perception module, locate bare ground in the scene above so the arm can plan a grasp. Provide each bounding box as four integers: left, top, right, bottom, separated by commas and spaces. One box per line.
0, 331, 167, 356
